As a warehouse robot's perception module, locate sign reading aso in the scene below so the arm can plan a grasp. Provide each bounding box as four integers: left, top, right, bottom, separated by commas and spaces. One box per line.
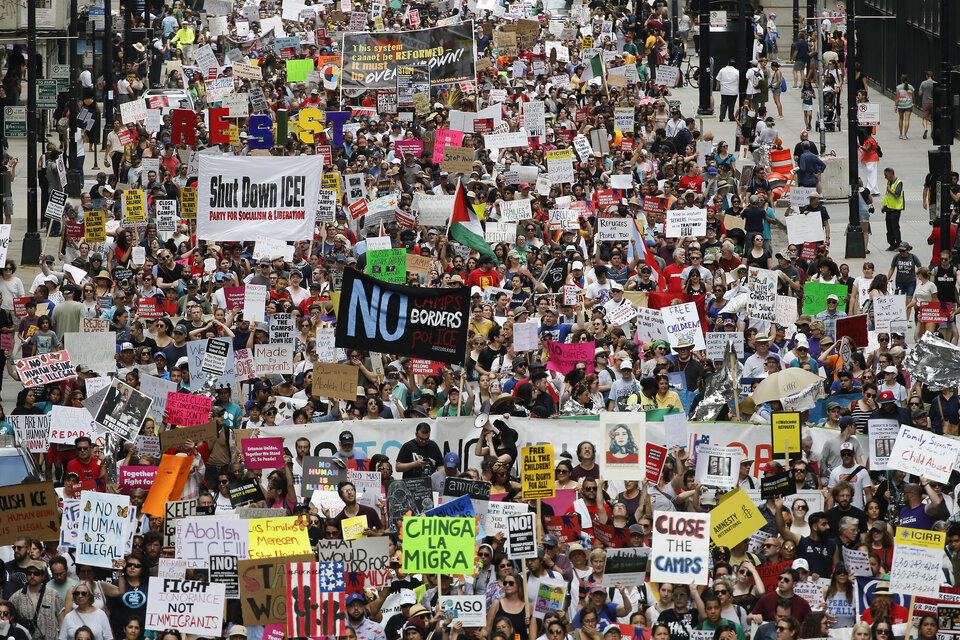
196, 155, 323, 241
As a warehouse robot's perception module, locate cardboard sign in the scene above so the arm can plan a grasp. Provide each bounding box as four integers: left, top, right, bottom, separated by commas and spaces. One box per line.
836, 315, 869, 347
650, 512, 710, 585
694, 444, 741, 488
242, 438, 286, 469
286, 563, 347, 637
771, 412, 802, 457
402, 516, 476, 573
229, 479, 266, 506
145, 579, 226, 635
602, 547, 649, 587
159, 421, 218, 451
601, 414, 646, 481
302, 456, 348, 493
440, 595, 486, 627
174, 516, 250, 568
248, 517, 312, 559
15, 350, 76, 387
311, 361, 360, 400
316, 538, 391, 588
0, 482, 59, 544
209, 554, 240, 599
506, 512, 537, 560
868, 418, 899, 470
890, 527, 947, 597
520, 444, 555, 499
238, 554, 317, 625
163, 498, 196, 550
10, 414, 51, 453
888, 424, 960, 483
76, 491, 132, 568
760, 471, 794, 500
709, 489, 765, 547
166, 392, 213, 426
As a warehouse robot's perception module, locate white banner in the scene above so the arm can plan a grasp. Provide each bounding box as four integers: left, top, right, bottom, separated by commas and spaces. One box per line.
196, 155, 322, 241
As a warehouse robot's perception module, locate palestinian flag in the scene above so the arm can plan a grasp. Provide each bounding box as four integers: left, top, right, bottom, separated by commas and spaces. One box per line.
580, 54, 604, 82
449, 181, 498, 264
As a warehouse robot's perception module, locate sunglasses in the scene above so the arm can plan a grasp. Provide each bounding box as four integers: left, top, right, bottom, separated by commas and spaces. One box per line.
793, 504, 808, 511
714, 589, 728, 595
504, 580, 517, 586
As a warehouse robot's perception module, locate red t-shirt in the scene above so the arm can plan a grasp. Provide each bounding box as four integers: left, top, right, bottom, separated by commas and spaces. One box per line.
66, 457, 103, 492
466, 268, 500, 290
663, 263, 687, 292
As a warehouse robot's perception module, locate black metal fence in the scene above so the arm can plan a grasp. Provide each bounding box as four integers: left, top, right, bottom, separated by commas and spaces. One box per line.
859, 0, 960, 138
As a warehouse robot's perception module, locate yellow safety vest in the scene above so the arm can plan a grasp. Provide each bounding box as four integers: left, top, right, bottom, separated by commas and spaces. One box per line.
882, 178, 904, 210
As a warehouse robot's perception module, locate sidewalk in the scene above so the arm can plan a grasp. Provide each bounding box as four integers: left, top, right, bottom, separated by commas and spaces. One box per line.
669, 56, 940, 267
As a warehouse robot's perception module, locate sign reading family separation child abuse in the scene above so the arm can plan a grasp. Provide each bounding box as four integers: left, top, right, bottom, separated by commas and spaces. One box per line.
196, 155, 323, 241
335, 269, 470, 365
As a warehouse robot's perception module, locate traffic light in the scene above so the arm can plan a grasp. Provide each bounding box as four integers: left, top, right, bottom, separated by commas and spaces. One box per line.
931, 83, 955, 146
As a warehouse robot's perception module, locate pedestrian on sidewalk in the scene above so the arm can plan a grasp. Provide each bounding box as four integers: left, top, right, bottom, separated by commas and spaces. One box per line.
715, 60, 740, 122
858, 128, 881, 196
895, 74, 916, 139
918, 70, 935, 140
882, 168, 906, 250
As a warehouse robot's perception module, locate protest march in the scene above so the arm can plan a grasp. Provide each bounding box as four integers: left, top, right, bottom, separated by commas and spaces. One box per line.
2, 0, 960, 639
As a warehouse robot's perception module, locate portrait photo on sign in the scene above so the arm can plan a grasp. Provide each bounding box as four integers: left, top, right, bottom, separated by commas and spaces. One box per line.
600, 413, 645, 480
94, 378, 153, 441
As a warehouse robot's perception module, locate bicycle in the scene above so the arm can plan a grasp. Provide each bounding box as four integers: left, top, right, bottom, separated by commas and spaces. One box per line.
680, 57, 699, 88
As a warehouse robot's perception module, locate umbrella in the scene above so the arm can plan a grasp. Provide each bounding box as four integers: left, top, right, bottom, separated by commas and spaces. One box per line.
750, 368, 823, 405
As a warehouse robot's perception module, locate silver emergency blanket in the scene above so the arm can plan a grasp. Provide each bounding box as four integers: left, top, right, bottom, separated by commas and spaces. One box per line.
691, 340, 742, 421
903, 331, 960, 390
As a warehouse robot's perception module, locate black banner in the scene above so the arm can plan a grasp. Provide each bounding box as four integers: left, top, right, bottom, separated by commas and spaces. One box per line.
341, 22, 476, 91
335, 268, 469, 365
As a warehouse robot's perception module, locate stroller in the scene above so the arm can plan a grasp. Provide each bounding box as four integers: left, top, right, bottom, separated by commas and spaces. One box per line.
818, 77, 841, 132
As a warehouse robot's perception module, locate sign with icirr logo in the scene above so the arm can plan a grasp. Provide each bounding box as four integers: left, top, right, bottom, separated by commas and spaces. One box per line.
889, 527, 945, 597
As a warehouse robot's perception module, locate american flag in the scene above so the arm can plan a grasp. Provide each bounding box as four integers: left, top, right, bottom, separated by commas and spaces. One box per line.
286, 562, 320, 638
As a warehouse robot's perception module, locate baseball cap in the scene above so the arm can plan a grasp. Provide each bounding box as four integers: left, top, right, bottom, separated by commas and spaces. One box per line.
174, 323, 189, 334
840, 442, 854, 453
878, 390, 896, 403
542, 534, 559, 547
572, 261, 584, 270
826, 294, 839, 302
619, 360, 633, 370
912, 408, 929, 419
339, 431, 354, 444
398, 590, 418, 606
589, 584, 606, 595
444, 452, 460, 468
883, 366, 898, 374
346, 593, 365, 605
629, 523, 645, 535
229, 626, 248, 638
792, 559, 810, 571
120, 342, 134, 351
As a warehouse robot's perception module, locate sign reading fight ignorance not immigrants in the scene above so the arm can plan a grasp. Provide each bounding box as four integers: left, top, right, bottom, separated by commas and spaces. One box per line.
341, 22, 477, 90
335, 269, 470, 365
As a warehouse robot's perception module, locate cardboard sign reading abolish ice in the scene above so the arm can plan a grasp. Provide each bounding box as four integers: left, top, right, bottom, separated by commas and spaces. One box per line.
650, 512, 710, 585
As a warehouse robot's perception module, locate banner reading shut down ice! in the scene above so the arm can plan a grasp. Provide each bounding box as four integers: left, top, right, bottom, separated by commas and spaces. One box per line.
341, 22, 477, 90
335, 269, 470, 365
196, 155, 323, 241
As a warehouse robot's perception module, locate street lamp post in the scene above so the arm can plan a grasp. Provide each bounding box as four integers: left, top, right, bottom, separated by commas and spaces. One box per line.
23, 0, 41, 263
844, 0, 864, 258
66, 0, 82, 197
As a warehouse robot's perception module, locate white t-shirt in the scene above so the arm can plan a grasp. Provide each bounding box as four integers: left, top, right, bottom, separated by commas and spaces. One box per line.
827, 464, 872, 508
716, 66, 740, 96
915, 280, 938, 303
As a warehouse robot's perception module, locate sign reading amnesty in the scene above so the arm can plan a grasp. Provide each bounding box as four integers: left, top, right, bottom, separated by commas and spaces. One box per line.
401, 516, 475, 574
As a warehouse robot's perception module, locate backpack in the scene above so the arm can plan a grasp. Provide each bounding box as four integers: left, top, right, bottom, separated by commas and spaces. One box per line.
876, 142, 883, 158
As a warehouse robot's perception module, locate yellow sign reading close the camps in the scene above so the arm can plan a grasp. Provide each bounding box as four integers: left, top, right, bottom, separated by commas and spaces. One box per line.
123, 189, 145, 223
521, 444, 555, 500
771, 412, 802, 456
402, 516, 476, 575
247, 517, 311, 559
710, 488, 764, 548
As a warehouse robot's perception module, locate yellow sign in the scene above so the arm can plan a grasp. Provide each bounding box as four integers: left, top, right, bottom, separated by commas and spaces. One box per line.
84, 209, 106, 243
771, 412, 802, 456
248, 517, 311, 559
341, 515, 367, 540
545, 148, 573, 162
180, 187, 197, 219
581, 36, 593, 50
321, 172, 341, 203
123, 189, 145, 223
521, 444, 555, 500
710, 488, 764, 548
896, 527, 946, 550
228, 124, 240, 144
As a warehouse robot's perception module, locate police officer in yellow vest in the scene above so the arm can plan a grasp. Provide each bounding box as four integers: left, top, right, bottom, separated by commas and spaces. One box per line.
882, 167, 905, 250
